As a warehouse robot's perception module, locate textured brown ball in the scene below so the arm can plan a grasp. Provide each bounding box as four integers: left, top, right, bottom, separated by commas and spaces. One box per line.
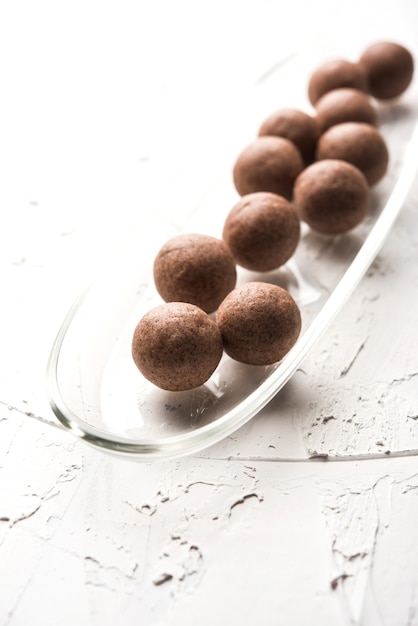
232, 136, 304, 200
131, 302, 223, 391
315, 88, 378, 133
293, 159, 370, 235
216, 282, 301, 365
308, 59, 368, 105
258, 108, 320, 165
153, 233, 237, 314
316, 122, 389, 186
359, 41, 414, 100
222, 192, 300, 272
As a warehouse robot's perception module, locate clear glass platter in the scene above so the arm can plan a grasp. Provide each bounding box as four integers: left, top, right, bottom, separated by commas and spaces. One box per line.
46, 47, 418, 460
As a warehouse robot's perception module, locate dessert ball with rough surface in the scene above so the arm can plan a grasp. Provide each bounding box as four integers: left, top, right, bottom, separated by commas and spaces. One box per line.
316, 121, 389, 186
232, 135, 304, 200
216, 282, 301, 365
315, 88, 378, 133
359, 41, 414, 100
258, 108, 320, 165
153, 233, 236, 314
308, 58, 368, 105
132, 302, 223, 391
222, 192, 300, 272
293, 159, 370, 235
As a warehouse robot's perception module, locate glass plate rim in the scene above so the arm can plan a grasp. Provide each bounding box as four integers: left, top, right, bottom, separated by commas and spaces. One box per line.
45, 121, 418, 460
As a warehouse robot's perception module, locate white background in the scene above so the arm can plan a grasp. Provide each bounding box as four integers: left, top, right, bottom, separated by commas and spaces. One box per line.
1, 1, 418, 624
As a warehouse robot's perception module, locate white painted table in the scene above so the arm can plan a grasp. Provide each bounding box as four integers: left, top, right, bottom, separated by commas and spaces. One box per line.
1, 1, 418, 624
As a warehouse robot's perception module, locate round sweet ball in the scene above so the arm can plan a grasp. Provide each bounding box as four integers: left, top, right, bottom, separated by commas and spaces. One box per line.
216, 282, 301, 366
315, 88, 378, 133
222, 192, 300, 272
315, 121, 389, 186
293, 159, 370, 235
258, 108, 320, 165
359, 41, 414, 100
132, 302, 223, 391
232, 136, 304, 200
153, 233, 237, 314
308, 58, 368, 105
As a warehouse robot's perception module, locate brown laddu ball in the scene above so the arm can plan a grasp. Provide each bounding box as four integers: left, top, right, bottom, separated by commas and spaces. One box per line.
315, 121, 389, 186
293, 159, 370, 235
359, 41, 414, 100
232, 136, 304, 200
132, 302, 223, 391
258, 108, 320, 165
315, 88, 378, 133
308, 58, 368, 105
153, 233, 237, 314
216, 282, 301, 366
222, 192, 300, 272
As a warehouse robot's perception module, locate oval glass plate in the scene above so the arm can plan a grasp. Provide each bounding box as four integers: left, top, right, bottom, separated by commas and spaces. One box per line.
46, 48, 418, 460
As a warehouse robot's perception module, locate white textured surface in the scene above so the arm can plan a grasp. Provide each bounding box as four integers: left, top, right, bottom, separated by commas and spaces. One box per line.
1, 1, 418, 624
